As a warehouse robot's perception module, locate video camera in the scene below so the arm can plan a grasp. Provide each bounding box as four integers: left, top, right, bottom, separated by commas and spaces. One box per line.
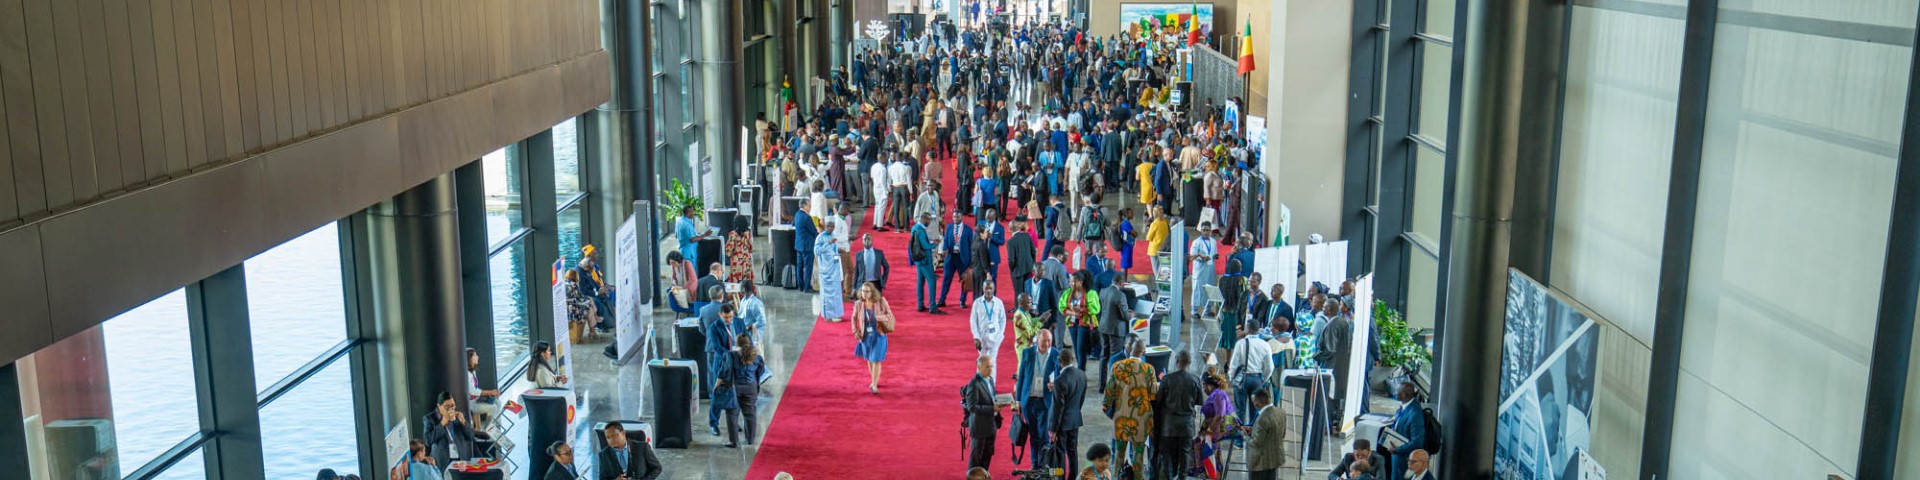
1007, 467, 1066, 480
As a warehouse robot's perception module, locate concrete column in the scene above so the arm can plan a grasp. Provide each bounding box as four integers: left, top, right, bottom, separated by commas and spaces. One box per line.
365, 174, 468, 419
701, 0, 742, 203
829, 0, 847, 69
596, 0, 651, 300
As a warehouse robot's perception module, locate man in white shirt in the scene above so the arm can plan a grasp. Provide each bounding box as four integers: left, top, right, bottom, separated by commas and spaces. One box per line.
888, 156, 915, 228
871, 160, 891, 230
1188, 222, 1220, 317
1228, 321, 1274, 424
970, 281, 1007, 379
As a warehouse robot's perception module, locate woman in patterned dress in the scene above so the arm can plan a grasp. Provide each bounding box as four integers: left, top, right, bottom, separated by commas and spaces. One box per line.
725, 223, 755, 284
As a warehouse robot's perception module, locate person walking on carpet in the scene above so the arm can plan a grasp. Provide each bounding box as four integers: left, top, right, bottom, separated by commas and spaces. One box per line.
970, 281, 1007, 379
815, 221, 846, 322
852, 281, 895, 394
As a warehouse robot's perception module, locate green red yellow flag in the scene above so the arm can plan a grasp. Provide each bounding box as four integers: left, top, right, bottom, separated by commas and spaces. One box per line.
1238, 20, 1257, 75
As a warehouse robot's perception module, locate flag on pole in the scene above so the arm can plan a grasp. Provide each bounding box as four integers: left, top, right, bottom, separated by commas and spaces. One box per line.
1165, 12, 1180, 31
1187, 3, 1202, 46
1238, 20, 1257, 75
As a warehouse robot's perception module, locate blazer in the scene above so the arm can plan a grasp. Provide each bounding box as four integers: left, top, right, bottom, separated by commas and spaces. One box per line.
943, 223, 976, 267
1007, 231, 1037, 279
979, 221, 1007, 266
544, 462, 579, 480
1015, 346, 1062, 421
1247, 405, 1289, 471
1154, 370, 1206, 438
1096, 284, 1132, 338
1050, 365, 1088, 432
423, 411, 478, 467
597, 442, 662, 480
1023, 278, 1061, 328
853, 247, 891, 287
963, 374, 1002, 438
793, 210, 818, 251
1392, 400, 1427, 457
1328, 452, 1383, 480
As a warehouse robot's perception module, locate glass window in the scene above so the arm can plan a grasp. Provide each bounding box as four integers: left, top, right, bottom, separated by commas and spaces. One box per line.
259, 360, 359, 478
483, 146, 527, 247
1404, 251, 1439, 330
554, 118, 583, 202
681, 64, 696, 123
1549, 6, 1683, 343
1671, 9, 1911, 477
1423, 0, 1454, 36
148, 447, 205, 480
18, 290, 198, 479
558, 205, 586, 267
246, 223, 348, 390
1900, 306, 1920, 478
490, 240, 532, 374
1411, 147, 1444, 241
1415, 42, 1451, 139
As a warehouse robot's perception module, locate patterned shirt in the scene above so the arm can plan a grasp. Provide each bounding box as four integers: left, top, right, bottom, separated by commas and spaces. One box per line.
1103, 357, 1159, 442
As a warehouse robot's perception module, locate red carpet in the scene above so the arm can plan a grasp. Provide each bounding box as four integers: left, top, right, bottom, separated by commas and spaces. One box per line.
746, 155, 1243, 479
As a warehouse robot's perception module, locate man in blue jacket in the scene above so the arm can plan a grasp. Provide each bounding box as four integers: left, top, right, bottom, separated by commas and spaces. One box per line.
1389, 382, 1427, 480
792, 202, 818, 292
936, 210, 975, 313
1016, 331, 1062, 470
911, 213, 938, 312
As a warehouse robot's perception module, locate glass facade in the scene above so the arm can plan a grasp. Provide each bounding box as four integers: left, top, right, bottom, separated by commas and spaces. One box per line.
258, 361, 358, 477
17, 291, 196, 479
490, 239, 532, 375
554, 117, 583, 201
483, 146, 527, 248
245, 223, 348, 390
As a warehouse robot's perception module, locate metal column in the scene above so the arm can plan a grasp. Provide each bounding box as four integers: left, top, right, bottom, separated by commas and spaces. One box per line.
365, 174, 470, 418
596, 0, 648, 300
1432, 0, 1565, 478
1854, 6, 1920, 476
186, 266, 266, 480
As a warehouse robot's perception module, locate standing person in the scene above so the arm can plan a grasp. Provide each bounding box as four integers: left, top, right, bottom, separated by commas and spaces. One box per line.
978, 209, 1008, 285
1103, 339, 1157, 480
1050, 350, 1089, 478
871, 155, 893, 230
814, 222, 847, 322
852, 281, 896, 394
1244, 389, 1287, 480
1095, 277, 1132, 393
735, 282, 769, 348
722, 333, 769, 448
852, 232, 891, 292
1188, 223, 1221, 319
793, 202, 819, 292
1198, 372, 1237, 478
701, 295, 737, 435
1059, 271, 1102, 373
1217, 259, 1250, 352
1152, 351, 1205, 480
597, 423, 662, 480
1114, 207, 1136, 276
674, 206, 714, 269
725, 224, 756, 284
889, 154, 916, 228
1007, 220, 1038, 288
1387, 382, 1428, 480
1143, 206, 1169, 274
1135, 156, 1157, 208
1229, 320, 1275, 422
937, 210, 976, 312
971, 227, 998, 296
971, 281, 1009, 378
1015, 331, 1062, 471
830, 203, 855, 298
911, 213, 939, 312
1318, 308, 1355, 423
915, 180, 945, 223
1012, 292, 1048, 379
963, 354, 1007, 471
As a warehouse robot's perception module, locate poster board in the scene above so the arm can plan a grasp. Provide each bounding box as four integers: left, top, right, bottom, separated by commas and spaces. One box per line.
1496, 270, 1601, 480
1246, 115, 1267, 156
1118, 3, 1215, 34
551, 260, 574, 388
1341, 274, 1374, 433
1303, 240, 1348, 292
1250, 245, 1299, 302
614, 213, 650, 363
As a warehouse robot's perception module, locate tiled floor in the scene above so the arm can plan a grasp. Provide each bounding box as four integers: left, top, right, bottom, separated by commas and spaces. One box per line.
556, 208, 1387, 479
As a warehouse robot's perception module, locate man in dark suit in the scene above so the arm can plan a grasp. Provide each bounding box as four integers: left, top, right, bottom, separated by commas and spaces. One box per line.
701, 299, 738, 435
1007, 221, 1038, 288
423, 391, 478, 468
1261, 283, 1295, 333
1388, 383, 1428, 480
963, 354, 1005, 471
1152, 351, 1206, 480
695, 263, 724, 303
1023, 273, 1061, 334
544, 441, 579, 480
852, 234, 890, 292
1328, 439, 1383, 480
1095, 279, 1132, 393
937, 210, 975, 312
1405, 450, 1436, 480
1317, 310, 1354, 423
598, 423, 661, 480
979, 209, 1007, 281
1049, 350, 1088, 477
1015, 331, 1062, 470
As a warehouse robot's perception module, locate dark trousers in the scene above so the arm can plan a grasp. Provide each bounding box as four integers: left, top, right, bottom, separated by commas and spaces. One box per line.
1024, 407, 1051, 469
794, 250, 815, 292
968, 434, 996, 471
1071, 326, 1098, 373
889, 186, 913, 227
1055, 428, 1080, 479
938, 260, 970, 305
1248, 469, 1278, 480
1151, 434, 1192, 480
916, 264, 937, 310
1100, 333, 1125, 392
725, 389, 760, 445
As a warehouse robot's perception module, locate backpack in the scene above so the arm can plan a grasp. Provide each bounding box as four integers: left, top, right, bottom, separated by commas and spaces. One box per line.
1421, 406, 1444, 455
1081, 207, 1106, 240
910, 229, 929, 263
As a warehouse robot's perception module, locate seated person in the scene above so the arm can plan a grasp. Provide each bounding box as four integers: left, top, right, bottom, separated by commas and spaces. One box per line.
1328, 439, 1382, 480
598, 423, 662, 480
464, 348, 501, 426
424, 391, 479, 467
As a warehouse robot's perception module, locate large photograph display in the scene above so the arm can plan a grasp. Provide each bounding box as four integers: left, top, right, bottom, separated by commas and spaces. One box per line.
1496, 270, 1601, 480
1119, 3, 1216, 33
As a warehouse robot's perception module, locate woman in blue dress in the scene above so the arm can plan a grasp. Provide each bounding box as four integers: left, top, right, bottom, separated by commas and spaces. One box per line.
851, 281, 895, 394
1116, 207, 1137, 275
815, 221, 846, 322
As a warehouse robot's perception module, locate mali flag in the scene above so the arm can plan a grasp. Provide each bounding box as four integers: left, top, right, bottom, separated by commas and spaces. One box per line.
1238, 20, 1257, 75
1187, 5, 1202, 46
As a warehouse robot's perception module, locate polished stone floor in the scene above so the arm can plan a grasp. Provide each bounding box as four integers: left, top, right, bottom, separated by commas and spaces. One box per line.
555, 208, 1385, 479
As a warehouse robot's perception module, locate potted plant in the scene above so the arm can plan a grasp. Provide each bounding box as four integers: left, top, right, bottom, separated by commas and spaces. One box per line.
658, 179, 706, 259
1370, 300, 1433, 394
